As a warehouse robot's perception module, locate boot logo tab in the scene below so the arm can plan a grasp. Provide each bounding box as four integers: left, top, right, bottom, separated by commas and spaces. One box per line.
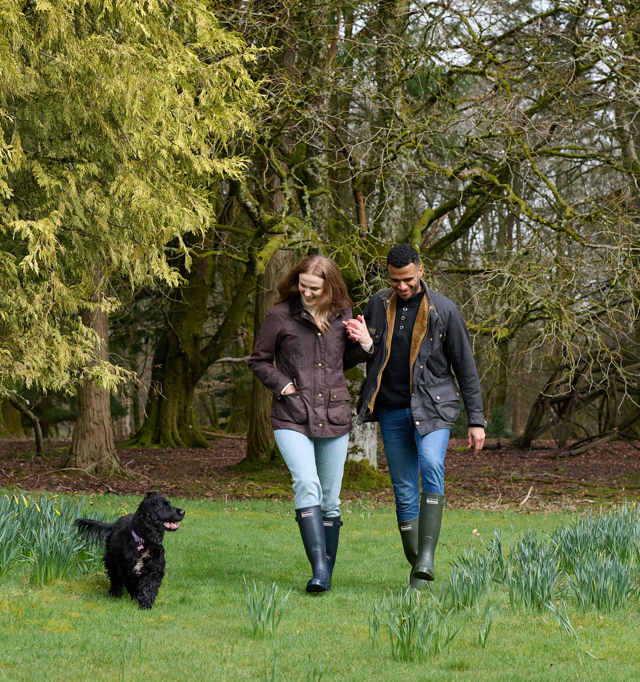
425, 497, 440, 504
300, 510, 313, 518
399, 523, 413, 531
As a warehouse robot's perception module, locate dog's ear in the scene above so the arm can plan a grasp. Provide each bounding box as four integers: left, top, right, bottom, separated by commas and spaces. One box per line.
145, 491, 157, 498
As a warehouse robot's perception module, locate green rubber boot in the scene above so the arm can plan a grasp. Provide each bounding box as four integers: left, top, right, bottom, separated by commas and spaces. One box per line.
412, 493, 445, 581
398, 517, 429, 590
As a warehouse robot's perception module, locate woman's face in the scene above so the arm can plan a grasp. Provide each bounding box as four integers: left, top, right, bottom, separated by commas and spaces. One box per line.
298, 272, 325, 307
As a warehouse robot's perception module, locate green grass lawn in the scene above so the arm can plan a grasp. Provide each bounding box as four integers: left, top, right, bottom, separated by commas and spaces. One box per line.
1, 495, 640, 681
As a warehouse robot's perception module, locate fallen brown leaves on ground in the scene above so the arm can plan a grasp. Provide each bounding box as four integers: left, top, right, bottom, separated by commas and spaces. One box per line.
1, 437, 639, 512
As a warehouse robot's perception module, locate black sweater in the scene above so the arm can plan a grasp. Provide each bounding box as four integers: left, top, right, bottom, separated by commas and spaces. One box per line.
376, 290, 424, 410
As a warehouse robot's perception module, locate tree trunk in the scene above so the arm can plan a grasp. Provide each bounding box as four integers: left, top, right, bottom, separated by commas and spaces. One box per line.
131, 236, 257, 447
130, 247, 215, 448
246, 251, 296, 461
0, 400, 24, 437
246, 274, 274, 461
69, 307, 121, 474
130, 329, 209, 448
347, 421, 378, 468
246, 376, 275, 461
514, 368, 560, 449
514, 394, 548, 449
491, 338, 511, 436
8, 398, 43, 454
346, 372, 378, 467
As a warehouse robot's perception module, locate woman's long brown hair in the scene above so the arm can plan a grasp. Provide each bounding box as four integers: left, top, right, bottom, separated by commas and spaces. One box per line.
277, 255, 352, 331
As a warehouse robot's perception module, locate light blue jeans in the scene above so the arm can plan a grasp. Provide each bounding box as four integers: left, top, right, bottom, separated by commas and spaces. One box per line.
274, 430, 349, 517
379, 408, 450, 522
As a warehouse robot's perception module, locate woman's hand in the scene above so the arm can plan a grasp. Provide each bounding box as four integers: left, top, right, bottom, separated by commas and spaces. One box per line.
343, 315, 372, 346
281, 383, 296, 395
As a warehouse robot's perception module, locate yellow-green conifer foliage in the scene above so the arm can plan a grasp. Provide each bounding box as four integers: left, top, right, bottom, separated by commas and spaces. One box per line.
0, 0, 260, 393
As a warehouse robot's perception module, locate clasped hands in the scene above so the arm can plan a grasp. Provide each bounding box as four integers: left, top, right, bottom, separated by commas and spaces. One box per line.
343, 315, 372, 347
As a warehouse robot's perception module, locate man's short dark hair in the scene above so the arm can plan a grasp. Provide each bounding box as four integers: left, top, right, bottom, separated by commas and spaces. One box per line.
387, 244, 420, 268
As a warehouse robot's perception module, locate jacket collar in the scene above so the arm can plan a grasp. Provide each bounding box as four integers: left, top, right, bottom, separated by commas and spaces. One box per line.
288, 294, 343, 323
289, 294, 305, 316
381, 280, 429, 307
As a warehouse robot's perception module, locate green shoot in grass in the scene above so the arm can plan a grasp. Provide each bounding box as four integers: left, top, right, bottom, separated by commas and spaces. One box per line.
568, 554, 638, 612
546, 600, 598, 665
446, 548, 492, 610
506, 532, 560, 610
244, 577, 291, 638
474, 602, 495, 649
0, 492, 103, 585
371, 588, 461, 661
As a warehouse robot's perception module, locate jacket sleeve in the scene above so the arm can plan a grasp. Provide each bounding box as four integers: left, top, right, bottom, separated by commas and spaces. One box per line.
248, 309, 293, 395
358, 296, 381, 368
343, 340, 371, 370
343, 307, 372, 369
444, 306, 485, 427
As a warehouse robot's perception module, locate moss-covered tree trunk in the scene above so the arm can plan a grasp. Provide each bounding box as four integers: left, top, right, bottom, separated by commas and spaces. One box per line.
70, 307, 121, 474
490, 338, 510, 435
131, 237, 257, 448
133, 329, 209, 448
131, 250, 214, 448
246, 274, 275, 462
246, 250, 296, 461
0, 401, 24, 437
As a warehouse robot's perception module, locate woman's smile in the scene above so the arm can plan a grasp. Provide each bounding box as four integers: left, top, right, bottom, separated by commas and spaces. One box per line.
298, 272, 325, 306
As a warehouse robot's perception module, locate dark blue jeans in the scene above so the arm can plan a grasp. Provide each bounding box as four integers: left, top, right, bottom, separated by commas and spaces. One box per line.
379, 408, 450, 521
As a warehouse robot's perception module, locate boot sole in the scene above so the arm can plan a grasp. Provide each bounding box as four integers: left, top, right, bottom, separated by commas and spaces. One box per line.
412, 567, 434, 581
410, 571, 430, 590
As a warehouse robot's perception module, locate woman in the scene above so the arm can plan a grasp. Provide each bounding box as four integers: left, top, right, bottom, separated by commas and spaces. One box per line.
248, 255, 369, 593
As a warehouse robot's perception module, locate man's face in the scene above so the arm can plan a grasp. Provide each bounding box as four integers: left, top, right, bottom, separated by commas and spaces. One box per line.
388, 262, 423, 300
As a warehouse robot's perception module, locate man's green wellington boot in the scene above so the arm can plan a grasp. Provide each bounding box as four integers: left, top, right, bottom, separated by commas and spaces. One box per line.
412, 493, 445, 581
398, 517, 429, 590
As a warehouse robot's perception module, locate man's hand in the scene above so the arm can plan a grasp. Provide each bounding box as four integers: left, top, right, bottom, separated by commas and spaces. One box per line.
343, 315, 372, 346
468, 426, 485, 452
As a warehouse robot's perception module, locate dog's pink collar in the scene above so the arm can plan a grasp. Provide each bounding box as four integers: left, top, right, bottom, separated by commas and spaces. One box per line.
132, 529, 144, 552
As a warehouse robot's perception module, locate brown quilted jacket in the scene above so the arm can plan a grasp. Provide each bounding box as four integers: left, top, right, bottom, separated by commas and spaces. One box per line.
248, 295, 368, 438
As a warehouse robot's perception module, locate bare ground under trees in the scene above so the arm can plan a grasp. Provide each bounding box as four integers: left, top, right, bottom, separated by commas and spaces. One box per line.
1, 437, 640, 512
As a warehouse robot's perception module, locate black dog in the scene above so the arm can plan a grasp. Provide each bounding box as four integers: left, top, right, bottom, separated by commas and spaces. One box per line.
75, 492, 185, 609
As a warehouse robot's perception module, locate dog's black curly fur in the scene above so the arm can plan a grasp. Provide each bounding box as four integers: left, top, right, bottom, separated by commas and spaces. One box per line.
75, 492, 185, 609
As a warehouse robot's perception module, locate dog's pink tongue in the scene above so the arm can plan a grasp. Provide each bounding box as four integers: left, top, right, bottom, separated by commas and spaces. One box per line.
164, 522, 180, 529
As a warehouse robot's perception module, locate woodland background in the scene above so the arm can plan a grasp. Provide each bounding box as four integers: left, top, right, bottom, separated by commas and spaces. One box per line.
0, 0, 638, 477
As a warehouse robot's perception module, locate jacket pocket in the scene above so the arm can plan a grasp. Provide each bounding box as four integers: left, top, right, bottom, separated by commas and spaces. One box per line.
272, 393, 308, 424
426, 382, 461, 423
327, 386, 351, 425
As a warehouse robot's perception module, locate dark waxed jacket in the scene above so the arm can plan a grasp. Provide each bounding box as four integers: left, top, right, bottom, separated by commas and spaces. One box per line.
356, 282, 485, 435
249, 295, 369, 438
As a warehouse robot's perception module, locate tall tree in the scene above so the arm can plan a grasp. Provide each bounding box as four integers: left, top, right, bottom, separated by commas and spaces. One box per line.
0, 1, 260, 471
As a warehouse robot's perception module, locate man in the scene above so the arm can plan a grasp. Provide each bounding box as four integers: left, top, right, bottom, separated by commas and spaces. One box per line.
344, 244, 485, 589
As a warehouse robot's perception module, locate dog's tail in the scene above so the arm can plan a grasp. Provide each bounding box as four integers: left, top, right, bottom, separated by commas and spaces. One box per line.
74, 518, 113, 543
